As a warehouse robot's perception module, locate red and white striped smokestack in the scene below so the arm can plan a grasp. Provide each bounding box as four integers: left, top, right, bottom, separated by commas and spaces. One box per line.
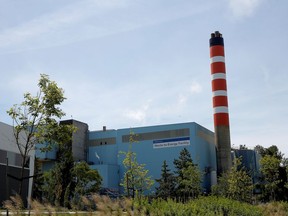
209, 31, 232, 175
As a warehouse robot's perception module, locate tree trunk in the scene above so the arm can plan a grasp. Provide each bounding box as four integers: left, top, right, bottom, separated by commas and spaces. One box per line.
18, 155, 27, 196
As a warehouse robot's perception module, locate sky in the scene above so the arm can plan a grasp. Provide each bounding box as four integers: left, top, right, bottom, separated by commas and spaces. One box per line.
0, 0, 287, 157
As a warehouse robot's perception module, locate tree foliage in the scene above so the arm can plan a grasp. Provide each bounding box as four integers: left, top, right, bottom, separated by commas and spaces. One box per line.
180, 161, 202, 198
120, 131, 154, 198
7, 74, 75, 195
173, 148, 193, 179
212, 157, 253, 203
255, 145, 283, 160
256, 145, 288, 201
260, 155, 281, 201
72, 161, 102, 196
43, 161, 102, 207
42, 140, 74, 206
173, 148, 202, 199
42, 139, 102, 207
155, 160, 176, 199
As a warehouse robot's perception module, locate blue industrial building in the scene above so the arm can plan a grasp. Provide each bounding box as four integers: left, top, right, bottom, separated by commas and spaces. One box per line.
36, 119, 262, 196
37, 120, 217, 194
88, 122, 217, 194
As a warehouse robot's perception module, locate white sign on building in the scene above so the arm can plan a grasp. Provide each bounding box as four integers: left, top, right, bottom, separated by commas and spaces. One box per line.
153, 137, 190, 149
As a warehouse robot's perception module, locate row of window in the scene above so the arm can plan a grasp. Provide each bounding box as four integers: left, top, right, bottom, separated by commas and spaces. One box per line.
88, 128, 191, 146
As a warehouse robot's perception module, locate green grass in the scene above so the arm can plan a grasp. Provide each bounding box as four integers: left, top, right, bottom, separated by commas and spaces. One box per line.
2, 194, 288, 216
142, 196, 262, 216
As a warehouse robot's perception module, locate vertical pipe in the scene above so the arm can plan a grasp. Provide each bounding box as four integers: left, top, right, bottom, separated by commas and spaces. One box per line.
209, 31, 232, 175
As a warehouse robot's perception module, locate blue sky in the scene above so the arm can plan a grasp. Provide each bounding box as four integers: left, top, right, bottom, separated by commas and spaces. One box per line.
0, 0, 287, 156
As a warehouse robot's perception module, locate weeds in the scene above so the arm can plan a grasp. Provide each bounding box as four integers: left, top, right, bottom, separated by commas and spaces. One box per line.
2, 194, 288, 216
260, 202, 288, 216
3, 194, 24, 216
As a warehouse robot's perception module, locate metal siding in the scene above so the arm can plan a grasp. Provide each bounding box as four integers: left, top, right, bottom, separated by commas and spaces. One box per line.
90, 164, 119, 190
0, 164, 29, 207
88, 144, 118, 165
115, 123, 216, 193
87, 122, 217, 193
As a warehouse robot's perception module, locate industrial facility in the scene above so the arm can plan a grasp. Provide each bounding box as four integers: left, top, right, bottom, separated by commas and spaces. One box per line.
37, 120, 217, 194
0, 31, 260, 200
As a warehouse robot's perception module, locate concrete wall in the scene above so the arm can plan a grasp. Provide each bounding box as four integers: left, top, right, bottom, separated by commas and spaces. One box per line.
71, 120, 88, 161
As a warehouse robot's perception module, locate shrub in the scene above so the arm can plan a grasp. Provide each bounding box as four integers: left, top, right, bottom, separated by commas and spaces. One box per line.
260, 201, 288, 216
141, 196, 262, 216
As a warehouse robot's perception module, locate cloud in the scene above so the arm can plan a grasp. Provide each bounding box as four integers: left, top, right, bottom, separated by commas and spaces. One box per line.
189, 81, 202, 94
0, 1, 212, 54
176, 81, 202, 108
228, 0, 263, 18
125, 103, 150, 124
171, 81, 202, 113
0, 0, 129, 52
178, 94, 188, 105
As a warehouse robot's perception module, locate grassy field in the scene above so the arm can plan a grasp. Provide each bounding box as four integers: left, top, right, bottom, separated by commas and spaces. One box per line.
2, 195, 288, 216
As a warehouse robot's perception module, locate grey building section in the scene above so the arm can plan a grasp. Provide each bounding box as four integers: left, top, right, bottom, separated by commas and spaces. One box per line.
0, 162, 30, 206
71, 120, 88, 161
61, 119, 88, 161
37, 120, 89, 173
0, 122, 34, 207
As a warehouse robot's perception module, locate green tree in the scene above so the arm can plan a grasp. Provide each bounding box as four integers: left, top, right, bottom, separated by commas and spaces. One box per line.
256, 145, 288, 201
155, 160, 176, 199
173, 148, 193, 178
227, 157, 253, 202
260, 155, 281, 201
255, 145, 283, 160
173, 148, 202, 199
211, 172, 229, 197
212, 157, 253, 203
43, 155, 102, 207
120, 131, 154, 198
7, 74, 74, 195
180, 161, 202, 199
42, 136, 74, 206
72, 161, 102, 196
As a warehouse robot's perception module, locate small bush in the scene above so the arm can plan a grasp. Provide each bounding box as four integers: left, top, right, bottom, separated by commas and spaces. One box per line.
141, 196, 262, 216
260, 201, 288, 216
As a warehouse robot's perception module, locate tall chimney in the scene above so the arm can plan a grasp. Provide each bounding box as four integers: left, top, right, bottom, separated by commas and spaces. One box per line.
209, 31, 232, 175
